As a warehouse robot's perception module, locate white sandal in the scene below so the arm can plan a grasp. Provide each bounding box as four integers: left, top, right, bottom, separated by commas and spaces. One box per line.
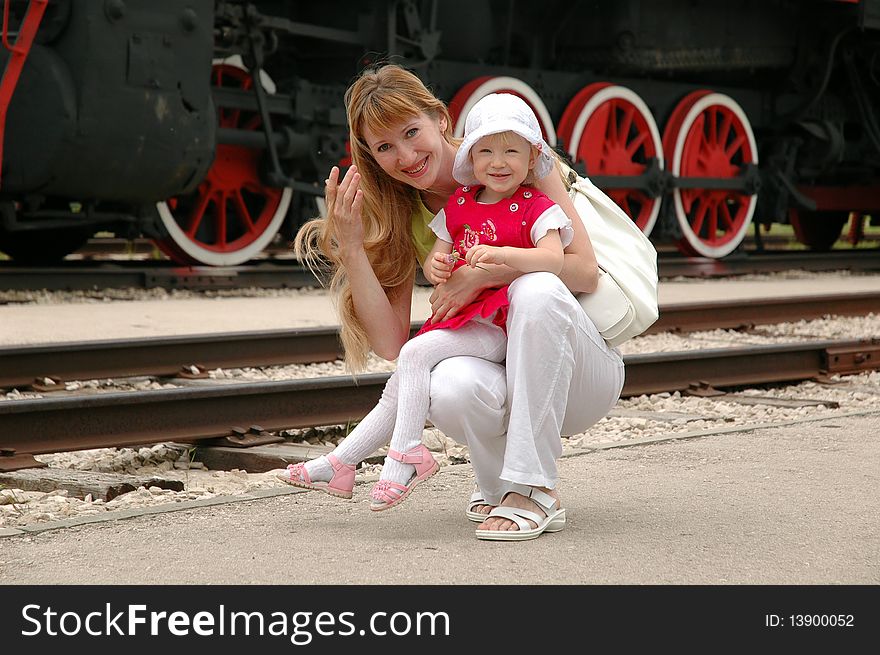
474, 487, 565, 541
465, 490, 495, 522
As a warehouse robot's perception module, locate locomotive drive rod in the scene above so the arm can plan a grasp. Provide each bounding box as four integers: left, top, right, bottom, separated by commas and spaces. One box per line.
216, 127, 310, 159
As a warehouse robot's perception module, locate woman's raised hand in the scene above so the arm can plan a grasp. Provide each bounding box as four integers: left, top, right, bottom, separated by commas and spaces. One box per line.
325, 165, 365, 255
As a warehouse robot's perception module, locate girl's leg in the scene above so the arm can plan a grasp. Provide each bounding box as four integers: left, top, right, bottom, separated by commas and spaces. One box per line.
297, 371, 402, 482
378, 321, 507, 488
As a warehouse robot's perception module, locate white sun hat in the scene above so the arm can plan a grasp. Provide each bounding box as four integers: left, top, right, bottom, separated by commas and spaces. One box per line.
452, 92, 555, 186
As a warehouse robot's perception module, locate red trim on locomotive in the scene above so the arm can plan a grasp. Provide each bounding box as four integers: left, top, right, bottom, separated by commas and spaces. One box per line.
0, 0, 48, 190
797, 185, 880, 211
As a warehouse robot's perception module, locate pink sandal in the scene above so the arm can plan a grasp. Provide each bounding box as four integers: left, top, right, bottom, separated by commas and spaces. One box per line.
277, 454, 355, 499
369, 444, 439, 512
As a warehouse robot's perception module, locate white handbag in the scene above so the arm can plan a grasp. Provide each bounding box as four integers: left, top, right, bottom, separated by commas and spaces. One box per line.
569, 174, 659, 347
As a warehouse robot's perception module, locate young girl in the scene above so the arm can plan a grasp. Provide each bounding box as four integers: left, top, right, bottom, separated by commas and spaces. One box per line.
282, 93, 572, 521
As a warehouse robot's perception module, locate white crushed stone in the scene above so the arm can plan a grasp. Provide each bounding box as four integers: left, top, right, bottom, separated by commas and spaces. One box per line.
662, 268, 870, 283
0, 285, 327, 306
616, 313, 879, 355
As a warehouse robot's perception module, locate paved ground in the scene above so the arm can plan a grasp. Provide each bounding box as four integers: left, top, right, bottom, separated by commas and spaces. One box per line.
2, 411, 877, 585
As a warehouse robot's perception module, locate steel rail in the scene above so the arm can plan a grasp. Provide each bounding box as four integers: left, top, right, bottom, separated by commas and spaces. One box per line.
2, 291, 879, 389
2, 250, 880, 291
73, 234, 804, 258
0, 261, 321, 291
651, 290, 880, 333
0, 327, 343, 389
1, 338, 878, 470
657, 251, 880, 277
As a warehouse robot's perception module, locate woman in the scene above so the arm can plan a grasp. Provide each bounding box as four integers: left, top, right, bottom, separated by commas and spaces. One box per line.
293, 64, 624, 540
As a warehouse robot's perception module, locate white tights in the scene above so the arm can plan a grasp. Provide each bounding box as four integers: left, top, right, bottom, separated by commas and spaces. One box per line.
306, 321, 507, 486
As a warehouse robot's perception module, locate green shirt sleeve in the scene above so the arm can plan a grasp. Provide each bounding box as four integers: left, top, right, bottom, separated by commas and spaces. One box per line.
410, 196, 438, 265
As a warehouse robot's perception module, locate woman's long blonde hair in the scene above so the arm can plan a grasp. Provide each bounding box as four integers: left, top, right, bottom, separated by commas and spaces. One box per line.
294, 65, 456, 370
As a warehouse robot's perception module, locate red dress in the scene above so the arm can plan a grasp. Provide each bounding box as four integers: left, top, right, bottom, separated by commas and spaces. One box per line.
417, 185, 557, 336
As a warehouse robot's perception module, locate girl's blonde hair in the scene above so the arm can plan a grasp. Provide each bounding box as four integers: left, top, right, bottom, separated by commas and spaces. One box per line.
293, 64, 456, 370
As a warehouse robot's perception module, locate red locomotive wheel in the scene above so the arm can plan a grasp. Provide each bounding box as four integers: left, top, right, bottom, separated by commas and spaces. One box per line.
789, 209, 848, 251
448, 76, 557, 147
663, 90, 758, 258
557, 83, 664, 234
155, 60, 292, 266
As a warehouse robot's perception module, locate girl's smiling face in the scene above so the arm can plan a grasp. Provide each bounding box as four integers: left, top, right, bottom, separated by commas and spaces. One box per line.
469, 132, 536, 202
362, 112, 451, 191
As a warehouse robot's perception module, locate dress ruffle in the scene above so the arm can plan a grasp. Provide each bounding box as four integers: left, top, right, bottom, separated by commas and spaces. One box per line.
415, 285, 510, 337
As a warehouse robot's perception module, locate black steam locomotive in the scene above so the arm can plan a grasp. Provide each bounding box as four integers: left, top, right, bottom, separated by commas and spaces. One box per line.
1, 0, 878, 265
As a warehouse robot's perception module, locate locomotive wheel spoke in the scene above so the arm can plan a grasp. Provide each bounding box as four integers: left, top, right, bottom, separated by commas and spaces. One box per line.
215, 193, 228, 246
726, 134, 746, 160
691, 197, 709, 236
707, 107, 719, 146
719, 200, 735, 231
232, 190, 256, 234
606, 103, 619, 144
185, 189, 213, 238
618, 104, 635, 144
709, 199, 720, 241
718, 114, 733, 148
626, 131, 650, 157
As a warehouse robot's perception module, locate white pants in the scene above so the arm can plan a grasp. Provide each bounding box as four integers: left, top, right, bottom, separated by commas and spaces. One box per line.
426, 272, 625, 505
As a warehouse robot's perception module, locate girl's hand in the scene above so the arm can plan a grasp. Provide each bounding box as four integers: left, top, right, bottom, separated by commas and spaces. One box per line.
325, 165, 365, 257
466, 244, 506, 268
428, 252, 454, 285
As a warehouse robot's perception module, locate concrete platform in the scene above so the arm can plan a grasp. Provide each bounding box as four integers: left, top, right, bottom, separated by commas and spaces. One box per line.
3, 274, 879, 345
1, 409, 877, 584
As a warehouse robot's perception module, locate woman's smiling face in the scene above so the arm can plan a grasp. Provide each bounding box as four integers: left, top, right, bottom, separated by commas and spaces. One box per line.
362, 112, 450, 190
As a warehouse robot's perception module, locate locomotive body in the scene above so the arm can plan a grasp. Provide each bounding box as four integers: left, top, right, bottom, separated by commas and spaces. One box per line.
1, 0, 878, 264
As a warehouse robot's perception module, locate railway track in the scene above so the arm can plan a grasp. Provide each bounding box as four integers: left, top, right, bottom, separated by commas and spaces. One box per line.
2, 249, 880, 292
1, 337, 878, 471
64, 234, 860, 258
2, 291, 878, 389
2, 290, 877, 471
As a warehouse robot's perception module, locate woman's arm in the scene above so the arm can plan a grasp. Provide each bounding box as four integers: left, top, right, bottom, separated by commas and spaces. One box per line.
428, 261, 517, 323
328, 165, 414, 360
533, 166, 599, 294
343, 245, 414, 360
